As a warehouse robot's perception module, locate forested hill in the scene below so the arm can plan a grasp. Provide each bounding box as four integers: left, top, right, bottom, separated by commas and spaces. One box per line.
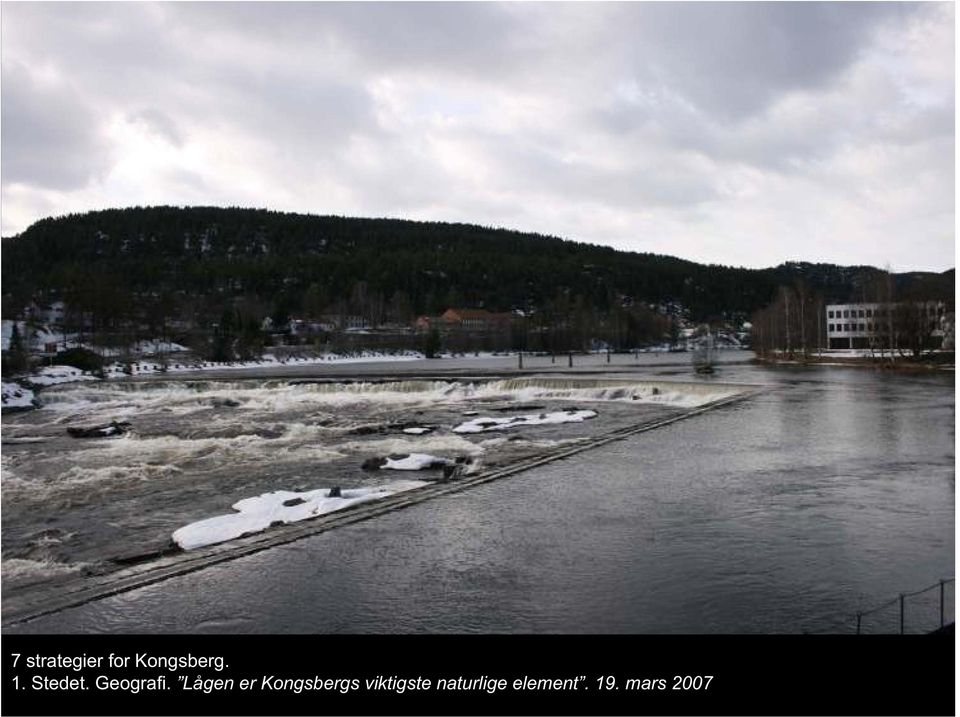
0, 206, 952, 323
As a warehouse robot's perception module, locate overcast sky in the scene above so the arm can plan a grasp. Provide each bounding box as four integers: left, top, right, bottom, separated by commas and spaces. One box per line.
1, 2, 954, 270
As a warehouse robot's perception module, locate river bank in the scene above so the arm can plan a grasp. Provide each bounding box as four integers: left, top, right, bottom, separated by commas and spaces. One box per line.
754, 353, 953, 372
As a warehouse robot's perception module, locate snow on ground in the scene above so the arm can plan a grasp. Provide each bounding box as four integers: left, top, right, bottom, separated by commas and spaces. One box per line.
172, 480, 428, 550
97, 350, 425, 378
453, 409, 598, 433
768, 349, 941, 359
402, 427, 433, 435
131, 340, 190, 354
4, 348, 427, 389
23, 365, 97, 386
1, 321, 66, 352
2, 382, 35, 408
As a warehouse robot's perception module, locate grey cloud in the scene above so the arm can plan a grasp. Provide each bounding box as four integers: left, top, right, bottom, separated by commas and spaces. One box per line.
169, 2, 529, 78
0, 61, 111, 190
1, 3, 185, 89
606, 2, 917, 119
465, 130, 721, 210
129, 108, 184, 146
0, 2, 953, 270
213, 69, 377, 151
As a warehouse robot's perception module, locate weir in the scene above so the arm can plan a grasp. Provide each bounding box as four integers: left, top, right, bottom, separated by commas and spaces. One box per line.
2, 378, 759, 627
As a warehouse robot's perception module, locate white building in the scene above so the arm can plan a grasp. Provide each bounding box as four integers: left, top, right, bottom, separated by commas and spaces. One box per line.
826, 302, 946, 350
826, 303, 890, 349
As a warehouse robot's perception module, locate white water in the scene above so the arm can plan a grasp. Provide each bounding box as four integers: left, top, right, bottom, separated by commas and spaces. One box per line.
2, 558, 89, 587
4, 374, 752, 573
35, 377, 740, 421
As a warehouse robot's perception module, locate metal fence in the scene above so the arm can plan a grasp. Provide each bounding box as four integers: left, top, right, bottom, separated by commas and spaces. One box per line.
855, 578, 954, 635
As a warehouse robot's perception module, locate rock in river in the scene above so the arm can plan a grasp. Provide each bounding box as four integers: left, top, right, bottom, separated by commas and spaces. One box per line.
67, 421, 132, 438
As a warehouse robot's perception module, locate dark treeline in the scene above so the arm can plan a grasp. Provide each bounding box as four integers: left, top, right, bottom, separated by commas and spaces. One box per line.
1, 206, 953, 355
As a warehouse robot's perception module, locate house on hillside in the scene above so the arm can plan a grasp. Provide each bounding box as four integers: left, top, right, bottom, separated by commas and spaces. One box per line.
318, 314, 370, 331
439, 308, 513, 332
22, 301, 66, 328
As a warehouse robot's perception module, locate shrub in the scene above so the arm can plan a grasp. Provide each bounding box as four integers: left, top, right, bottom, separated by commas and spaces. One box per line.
54, 347, 104, 372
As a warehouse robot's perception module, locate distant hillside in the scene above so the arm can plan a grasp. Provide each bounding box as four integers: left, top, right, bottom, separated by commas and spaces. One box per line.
1, 206, 953, 327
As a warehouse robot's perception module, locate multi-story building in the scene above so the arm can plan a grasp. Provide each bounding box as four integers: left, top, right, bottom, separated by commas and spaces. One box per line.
826, 302, 946, 350
826, 303, 891, 349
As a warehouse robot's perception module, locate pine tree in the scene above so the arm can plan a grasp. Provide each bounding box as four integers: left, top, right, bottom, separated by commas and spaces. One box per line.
5, 322, 29, 374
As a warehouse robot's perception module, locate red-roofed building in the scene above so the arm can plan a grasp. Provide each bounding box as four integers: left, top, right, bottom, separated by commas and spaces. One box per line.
439, 308, 513, 332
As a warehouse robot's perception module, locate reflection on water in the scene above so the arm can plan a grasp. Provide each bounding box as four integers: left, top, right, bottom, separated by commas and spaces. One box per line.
6, 361, 954, 634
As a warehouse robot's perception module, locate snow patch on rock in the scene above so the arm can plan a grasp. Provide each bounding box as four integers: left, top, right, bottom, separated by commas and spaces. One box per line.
382, 453, 454, 470
23, 365, 97, 387
2, 382, 35, 408
172, 480, 428, 550
453, 409, 598, 433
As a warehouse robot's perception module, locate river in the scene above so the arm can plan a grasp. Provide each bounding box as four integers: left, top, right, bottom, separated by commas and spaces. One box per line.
3, 353, 954, 633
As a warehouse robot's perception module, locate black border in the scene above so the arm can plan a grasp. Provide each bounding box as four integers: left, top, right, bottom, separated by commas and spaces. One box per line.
2, 632, 955, 716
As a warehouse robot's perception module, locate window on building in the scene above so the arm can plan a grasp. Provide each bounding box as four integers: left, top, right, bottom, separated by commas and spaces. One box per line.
843, 310, 849, 318
858, 310, 865, 318
866, 309, 872, 317
858, 323, 864, 331
828, 311, 834, 318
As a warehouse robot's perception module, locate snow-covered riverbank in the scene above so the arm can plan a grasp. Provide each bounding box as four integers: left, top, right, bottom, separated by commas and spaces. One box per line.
1, 382, 36, 409
1, 351, 427, 408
